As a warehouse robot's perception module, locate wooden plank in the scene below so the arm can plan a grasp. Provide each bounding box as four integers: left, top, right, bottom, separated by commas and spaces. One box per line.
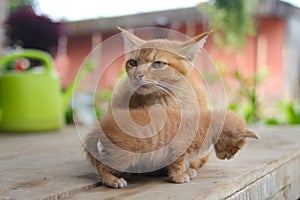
1, 126, 300, 200
0, 126, 99, 200
68, 126, 300, 200
226, 154, 300, 199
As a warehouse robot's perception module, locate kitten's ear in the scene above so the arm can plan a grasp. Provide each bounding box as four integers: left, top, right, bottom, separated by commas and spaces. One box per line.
178, 31, 212, 62
239, 129, 260, 140
118, 27, 145, 50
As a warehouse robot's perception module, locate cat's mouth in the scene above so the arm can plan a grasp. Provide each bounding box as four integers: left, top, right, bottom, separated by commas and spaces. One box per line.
135, 83, 156, 94
135, 81, 174, 96
131, 78, 176, 96
132, 79, 165, 95
138, 83, 152, 89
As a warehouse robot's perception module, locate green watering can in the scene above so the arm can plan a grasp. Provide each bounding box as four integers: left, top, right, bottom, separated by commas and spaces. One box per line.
0, 49, 83, 132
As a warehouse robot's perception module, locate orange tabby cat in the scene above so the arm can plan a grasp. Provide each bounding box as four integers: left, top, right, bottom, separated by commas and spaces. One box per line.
83, 28, 258, 188
112, 28, 211, 168
84, 108, 258, 188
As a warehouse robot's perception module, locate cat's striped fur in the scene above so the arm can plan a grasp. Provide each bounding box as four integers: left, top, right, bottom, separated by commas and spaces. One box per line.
84, 108, 258, 188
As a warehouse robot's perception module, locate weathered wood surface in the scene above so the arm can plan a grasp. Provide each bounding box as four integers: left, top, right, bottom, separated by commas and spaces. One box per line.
0, 126, 97, 200
0, 126, 300, 200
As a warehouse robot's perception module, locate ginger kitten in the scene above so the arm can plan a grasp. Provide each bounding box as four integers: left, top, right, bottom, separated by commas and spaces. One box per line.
83, 28, 258, 188
84, 108, 258, 188
111, 28, 211, 168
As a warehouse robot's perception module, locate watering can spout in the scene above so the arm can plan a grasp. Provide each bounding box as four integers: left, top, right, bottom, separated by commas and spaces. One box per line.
62, 59, 95, 113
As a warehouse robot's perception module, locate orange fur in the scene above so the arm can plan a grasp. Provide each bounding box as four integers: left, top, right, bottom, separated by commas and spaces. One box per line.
84, 109, 258, 188
83, 29, 258, 188
112, 28, 211, 169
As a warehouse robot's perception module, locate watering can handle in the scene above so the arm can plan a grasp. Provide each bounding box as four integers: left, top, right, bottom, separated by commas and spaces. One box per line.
0, 49, 54, 72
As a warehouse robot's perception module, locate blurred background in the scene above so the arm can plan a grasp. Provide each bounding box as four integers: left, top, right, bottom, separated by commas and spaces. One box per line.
1, 0, 300, 127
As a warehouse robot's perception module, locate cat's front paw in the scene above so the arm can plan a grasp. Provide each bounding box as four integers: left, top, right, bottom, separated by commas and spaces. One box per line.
103, 177, 128, 188
169, 169, 197, 183
187, 168, 198, 179
169, 173, 190, 184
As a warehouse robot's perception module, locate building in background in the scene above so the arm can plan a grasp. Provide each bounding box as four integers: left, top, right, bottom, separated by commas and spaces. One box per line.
43, 0, 300, 102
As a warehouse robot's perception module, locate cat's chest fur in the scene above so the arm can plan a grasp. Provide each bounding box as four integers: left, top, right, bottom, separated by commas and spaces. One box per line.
129, 92, 177, 109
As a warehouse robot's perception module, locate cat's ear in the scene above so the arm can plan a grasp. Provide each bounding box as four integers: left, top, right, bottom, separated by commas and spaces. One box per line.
118, 27, 145, 50
239, 129, 260, 140
178, 31, 212, 62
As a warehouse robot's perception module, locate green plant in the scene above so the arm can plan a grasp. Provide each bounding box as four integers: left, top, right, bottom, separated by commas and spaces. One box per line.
65, 105, 74, 124
227, 68, 268, 123
283, 102, 300, 124
198, 0, 258, 51
95, 89, 112, 119
265, 101, 300, 125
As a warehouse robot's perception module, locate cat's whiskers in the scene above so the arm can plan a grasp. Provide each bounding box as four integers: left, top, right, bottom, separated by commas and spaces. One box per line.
155, 83, 176, 96
156, 81, 189, 99
157, 81, 190, 94
141, 79, 174, 96
156, 85, 175, 97
130, 76, 184, 107
155, 84, 182, 106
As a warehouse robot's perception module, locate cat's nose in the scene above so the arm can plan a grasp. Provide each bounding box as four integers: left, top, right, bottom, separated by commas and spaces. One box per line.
134, 71, 144, 80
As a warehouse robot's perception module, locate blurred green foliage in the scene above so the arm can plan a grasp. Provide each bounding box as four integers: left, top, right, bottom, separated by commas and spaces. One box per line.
227, 67, 269, 124
65, 104, 74, 124
199, 0, 258, 50
64, 59, 97, 124
224, 66, 300, 126
197, 0, 300, 126
265, 101, 300, 125
95, 89, 112, 119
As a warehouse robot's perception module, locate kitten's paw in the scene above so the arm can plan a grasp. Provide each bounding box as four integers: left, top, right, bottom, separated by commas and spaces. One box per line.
187, 168, 198, 179
104, 178, 128, 188
169, 173, 190, 184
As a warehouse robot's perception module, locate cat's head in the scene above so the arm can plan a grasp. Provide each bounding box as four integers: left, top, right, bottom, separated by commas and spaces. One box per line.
119, 27, 211, 95
214, 111, 259, 160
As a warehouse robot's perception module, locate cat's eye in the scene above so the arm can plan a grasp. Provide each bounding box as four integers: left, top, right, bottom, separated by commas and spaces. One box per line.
126, 59, 138, 67
151, 61, 167, 69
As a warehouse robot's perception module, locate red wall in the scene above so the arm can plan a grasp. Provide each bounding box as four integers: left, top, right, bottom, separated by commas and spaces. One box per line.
64, 35, 91, 87
259, 17, 285, 100
205, 16, 285, 100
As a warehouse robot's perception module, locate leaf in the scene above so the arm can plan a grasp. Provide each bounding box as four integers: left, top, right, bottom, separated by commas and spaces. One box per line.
265, 118, 280, 125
